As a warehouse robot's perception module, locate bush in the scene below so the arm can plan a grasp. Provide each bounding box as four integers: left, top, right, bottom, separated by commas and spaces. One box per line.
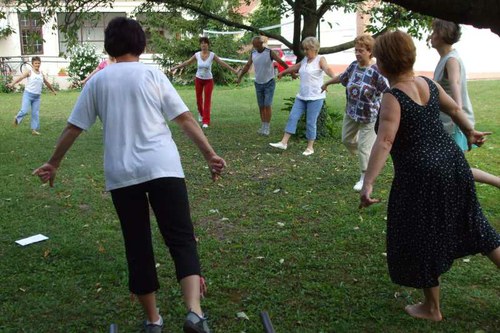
0, 74, 14, 93
281, 97, 343, 139
66, 44, 99, 87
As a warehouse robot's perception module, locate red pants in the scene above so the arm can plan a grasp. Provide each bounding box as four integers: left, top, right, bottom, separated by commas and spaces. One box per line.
195, 77, 214, 125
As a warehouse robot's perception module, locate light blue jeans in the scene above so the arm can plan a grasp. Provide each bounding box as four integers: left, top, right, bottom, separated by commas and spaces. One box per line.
284, 98, 324, 140
15, 91, 41, 130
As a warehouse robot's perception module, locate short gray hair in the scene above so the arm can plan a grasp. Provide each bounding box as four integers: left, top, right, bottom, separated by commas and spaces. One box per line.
302, 37, 320, 52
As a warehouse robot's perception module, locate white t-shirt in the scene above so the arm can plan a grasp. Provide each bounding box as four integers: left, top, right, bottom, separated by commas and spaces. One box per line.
195, 51, 215, 80
68, 62, 188, 191
25, 70, 44, 95
296, 56, 326, 101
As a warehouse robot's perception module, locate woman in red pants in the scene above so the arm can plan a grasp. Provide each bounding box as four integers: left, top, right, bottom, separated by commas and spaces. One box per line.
171, 37, 238, 128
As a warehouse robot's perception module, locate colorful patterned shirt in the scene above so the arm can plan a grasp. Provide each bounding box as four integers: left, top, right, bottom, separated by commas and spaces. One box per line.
339, 61, 389, 123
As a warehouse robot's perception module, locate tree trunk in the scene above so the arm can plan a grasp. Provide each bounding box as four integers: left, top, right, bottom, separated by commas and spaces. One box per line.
291, 0, 320, 61
384, 0, 500, 36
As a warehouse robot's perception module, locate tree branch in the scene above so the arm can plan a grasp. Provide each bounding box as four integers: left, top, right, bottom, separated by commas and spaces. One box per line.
317, 1, 334, 17
318, 39, 355, 54
152, 1, 294, 49
317, 0, 363, 17
318, 29, 386, 54
383, 0, 500, 36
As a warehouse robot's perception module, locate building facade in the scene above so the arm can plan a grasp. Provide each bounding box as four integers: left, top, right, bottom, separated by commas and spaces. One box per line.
0, 1, 163, 89
1, 1, 499, 90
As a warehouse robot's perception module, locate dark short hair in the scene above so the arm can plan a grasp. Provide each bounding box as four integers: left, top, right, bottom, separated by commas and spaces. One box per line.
105, 17, 146, 57
373, 30, 416, 76
199, 36, 210, 45
432, 19, 461, 45
31, 56, 41, 63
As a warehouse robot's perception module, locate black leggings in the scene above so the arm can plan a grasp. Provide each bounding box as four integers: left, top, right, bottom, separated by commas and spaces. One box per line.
111, 177, 201, 295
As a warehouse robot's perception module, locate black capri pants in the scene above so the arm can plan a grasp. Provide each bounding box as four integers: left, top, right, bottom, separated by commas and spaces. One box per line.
110, 177, 201, 295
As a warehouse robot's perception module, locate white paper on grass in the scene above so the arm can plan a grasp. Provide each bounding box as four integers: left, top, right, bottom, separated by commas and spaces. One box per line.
15, 234, 49, 246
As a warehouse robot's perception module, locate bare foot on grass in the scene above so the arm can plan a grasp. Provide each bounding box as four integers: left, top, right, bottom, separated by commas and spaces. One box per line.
405, 303, 443, 321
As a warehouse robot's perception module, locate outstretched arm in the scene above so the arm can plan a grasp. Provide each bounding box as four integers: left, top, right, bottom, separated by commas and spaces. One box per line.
33, 123, 84, 187
360, 93, 401, 208
81, 66, 100, 86
435, 81, 490, 150
277, 63, 301, 79
214, 55, 239, 75
43, 76, 57, 95
171, 55, 197, 73
320, 56, 335, 79
321, 76, 341, 92
236, 55, 253, 84
173, 112, 226, 181
445, 58, 463, 109
271, 50, 289, 70
7, 70, 30, 88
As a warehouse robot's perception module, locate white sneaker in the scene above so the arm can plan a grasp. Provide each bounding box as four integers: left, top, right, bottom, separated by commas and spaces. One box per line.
353, 179, 364, 192
302, 148, 314, 156
198, 115, 202, 122
202, 124, 209, 128
262, 127, 270, 136
269, 142, 287, 150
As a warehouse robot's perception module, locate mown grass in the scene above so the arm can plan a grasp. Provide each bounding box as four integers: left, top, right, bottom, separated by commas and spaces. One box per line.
0, 79, 498, 333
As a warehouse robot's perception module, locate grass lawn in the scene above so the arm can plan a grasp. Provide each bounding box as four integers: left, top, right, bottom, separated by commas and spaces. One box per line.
0, 79, 499, 333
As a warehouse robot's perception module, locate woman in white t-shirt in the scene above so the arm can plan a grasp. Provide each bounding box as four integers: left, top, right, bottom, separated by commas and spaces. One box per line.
33, 18, 225, 333
270, 37, 336, 155
171, 37, 238, 128
8, 56, 57, 135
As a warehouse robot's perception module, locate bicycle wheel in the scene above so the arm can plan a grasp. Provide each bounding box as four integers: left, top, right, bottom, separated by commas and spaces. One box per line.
20, 61, 33, 74
0, 62, 12, 76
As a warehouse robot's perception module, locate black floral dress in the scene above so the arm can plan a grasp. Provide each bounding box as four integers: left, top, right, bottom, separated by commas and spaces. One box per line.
379, 77, 500, 289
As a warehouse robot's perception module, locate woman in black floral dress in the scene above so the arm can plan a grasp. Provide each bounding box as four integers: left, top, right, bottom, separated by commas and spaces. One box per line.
359, 30, 500, 321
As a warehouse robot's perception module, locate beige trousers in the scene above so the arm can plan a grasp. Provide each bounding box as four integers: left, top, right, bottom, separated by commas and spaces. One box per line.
341, 114, 377, 173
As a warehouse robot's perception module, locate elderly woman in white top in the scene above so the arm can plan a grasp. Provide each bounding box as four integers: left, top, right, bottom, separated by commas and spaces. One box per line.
171, 36, 238, 128
270, 37, 335, 155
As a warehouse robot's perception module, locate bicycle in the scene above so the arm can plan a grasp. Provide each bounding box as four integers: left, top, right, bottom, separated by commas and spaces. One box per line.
0, 56, 33, 76
19, 57, 32, 73
0, 57, 12, 76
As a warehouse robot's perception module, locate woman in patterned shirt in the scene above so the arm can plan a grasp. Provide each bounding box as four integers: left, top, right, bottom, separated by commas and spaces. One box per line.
322, 34, 389, 191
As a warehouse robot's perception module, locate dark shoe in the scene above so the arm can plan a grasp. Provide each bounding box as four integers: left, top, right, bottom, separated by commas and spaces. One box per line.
13, 118, 18, 127
143, 322, 163, 333
143, 314, 163, 333
183, 311, 211, 333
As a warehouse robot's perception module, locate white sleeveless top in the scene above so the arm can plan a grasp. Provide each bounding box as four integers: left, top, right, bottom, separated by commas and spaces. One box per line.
195, 51, 215, 80
25, 70, 44, 95
252, 48, 275, 84
297, 56, 325, 100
